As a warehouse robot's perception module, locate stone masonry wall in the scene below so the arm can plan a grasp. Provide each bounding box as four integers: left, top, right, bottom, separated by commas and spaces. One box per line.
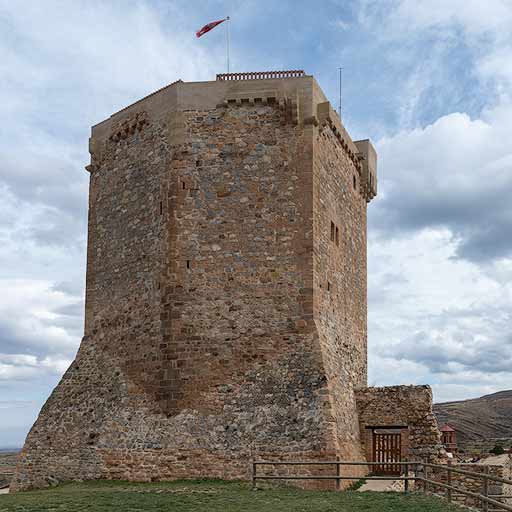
355, 385, 443, 463
429, 462, 512, 509
13, 76, 374, 491
312, 118, 368, 470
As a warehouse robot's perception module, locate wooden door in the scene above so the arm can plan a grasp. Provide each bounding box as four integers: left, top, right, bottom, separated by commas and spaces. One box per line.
372, 431, 401, 475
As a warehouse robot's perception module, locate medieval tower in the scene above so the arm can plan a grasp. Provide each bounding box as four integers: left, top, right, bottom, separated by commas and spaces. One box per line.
13, 71, 380, 490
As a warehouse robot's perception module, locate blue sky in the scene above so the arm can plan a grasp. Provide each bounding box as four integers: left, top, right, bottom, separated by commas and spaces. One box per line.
1, 0, 512, 448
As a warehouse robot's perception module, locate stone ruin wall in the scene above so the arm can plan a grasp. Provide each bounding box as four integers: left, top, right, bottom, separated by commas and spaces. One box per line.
12, 77, 372, 491
428, 461, 512, 509
355, 385, 444, 463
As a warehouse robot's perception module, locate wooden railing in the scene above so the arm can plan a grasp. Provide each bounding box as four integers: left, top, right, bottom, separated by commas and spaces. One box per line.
422, 461, 512, 512
251, 460, 512, 510
252, 461, 413, 493
216, 70, 305, 81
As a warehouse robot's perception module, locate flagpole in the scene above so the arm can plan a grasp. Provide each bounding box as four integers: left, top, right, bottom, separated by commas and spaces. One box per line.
226, 16, 230, 73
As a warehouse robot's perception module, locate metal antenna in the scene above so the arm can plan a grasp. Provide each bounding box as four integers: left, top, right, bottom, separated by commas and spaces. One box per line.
226, 16, 230, 73
338, 66, 342, 118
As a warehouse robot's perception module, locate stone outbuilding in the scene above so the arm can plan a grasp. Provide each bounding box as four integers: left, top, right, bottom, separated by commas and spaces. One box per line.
355, 385, 444, 470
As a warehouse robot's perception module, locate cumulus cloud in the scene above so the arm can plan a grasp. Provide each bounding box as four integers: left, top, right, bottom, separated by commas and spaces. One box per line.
0, 0, 228, 446
372, 104, 512, 263
0, 354, 71, 381
1, 0, 512, 446
367, 227, 512, 401
355, 0, 512, 401
0, 279, 81, 359
384, 331, 512, 375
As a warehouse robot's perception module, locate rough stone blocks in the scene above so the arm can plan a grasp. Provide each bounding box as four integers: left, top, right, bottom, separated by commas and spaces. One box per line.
13, 75, 378, 491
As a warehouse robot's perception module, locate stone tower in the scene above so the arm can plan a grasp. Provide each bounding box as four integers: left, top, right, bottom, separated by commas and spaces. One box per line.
13, 71, 377, 491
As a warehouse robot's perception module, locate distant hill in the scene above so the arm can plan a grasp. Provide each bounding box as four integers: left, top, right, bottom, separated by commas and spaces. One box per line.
434, 390, 512, 445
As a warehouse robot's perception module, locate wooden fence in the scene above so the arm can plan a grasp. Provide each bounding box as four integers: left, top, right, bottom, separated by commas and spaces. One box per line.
251, 460, 512, 511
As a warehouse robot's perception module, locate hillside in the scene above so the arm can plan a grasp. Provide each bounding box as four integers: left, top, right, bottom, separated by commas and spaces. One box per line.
434, 390, 512, 446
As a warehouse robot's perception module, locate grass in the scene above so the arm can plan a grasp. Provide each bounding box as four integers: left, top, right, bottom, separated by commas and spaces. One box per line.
0, 479, 464, 511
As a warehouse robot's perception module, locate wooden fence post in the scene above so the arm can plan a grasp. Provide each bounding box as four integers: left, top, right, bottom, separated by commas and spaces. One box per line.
252, 462, 256, 490
424, 460, 429, 494
404, 462, 409, 494
335, 457, 341, 491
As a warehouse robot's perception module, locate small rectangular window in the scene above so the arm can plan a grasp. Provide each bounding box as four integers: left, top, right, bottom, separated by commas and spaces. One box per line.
330, 221, 335, 242
186, 260, 190, 269
335, 226, 339, 246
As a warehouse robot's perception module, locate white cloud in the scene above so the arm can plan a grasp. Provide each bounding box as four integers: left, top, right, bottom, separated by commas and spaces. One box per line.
0, 1, 220, 124
0, 0, 230, 446
1, 0, 512, 450
358, 0, 512, 402
388, 0, 512, 34
363, 0, 512, 90
0, 0, 221, 393
372, 97, 512, 262
368, 62, 512, 383
0, 278, 82, 357
0, 400, 36, 409
0, 354, 70, 381
333, 19, 350, 30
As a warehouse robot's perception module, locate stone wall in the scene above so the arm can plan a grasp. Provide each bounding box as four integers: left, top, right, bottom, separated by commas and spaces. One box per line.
312, 108, 369, 467
12, 76, 376, 491
355, 385, 443, 463
428, 461, 512, 509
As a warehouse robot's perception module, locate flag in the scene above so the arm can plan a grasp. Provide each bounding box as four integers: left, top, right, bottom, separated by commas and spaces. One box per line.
196, 18, 227, 38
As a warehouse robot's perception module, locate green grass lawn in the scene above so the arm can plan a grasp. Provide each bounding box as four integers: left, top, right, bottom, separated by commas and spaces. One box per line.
0, 479, 463, 511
